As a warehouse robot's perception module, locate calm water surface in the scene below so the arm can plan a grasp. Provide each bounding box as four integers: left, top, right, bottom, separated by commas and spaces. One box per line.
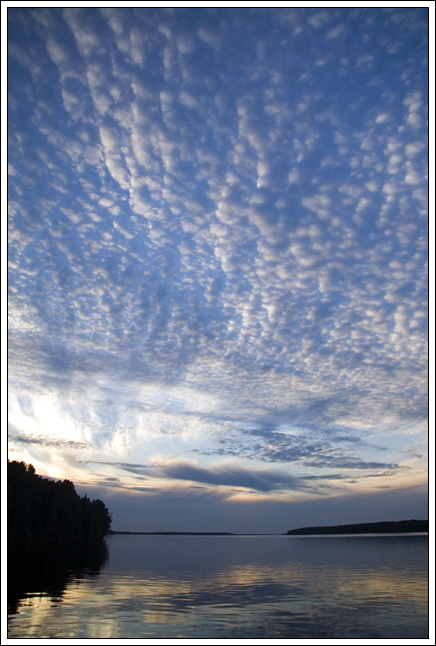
8, 534, 428, 639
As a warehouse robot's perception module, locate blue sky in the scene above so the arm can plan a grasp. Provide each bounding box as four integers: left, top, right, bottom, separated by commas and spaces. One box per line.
7, 7, 429, 533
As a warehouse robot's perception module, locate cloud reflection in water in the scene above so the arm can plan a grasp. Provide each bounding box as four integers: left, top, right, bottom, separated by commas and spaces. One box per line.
8, 535, 428, 639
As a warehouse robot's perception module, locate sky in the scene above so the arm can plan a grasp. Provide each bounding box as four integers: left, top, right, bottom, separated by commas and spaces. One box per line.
6, 6, 429, 533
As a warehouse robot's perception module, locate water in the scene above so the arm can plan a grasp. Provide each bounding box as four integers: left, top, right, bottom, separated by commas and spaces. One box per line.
8, 534, 428, 639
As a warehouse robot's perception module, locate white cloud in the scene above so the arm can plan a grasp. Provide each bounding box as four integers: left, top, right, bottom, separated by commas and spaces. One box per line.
375, 113, 391, 124
177, 34, 194, 54
405, 141, 425, 157
287, 168, 301, 184
405, 170, 421, 185
326, 24, 345, 39
307, 11, 331, 29
355, 55, 374, 70
179, 91, 198, 109
131, 27, 146, 67
99, 125, 130, 190
411, 187, 428, 209
60, 207, 81, 224
198, 27, 220, 48
99, 198, 113, 208
46, 38, 69, 66
64, 9, 102, 58
382, 182, 397, 196
60, 88, 85, 120
162, 46, 174, 80
406, 112, 422, 128
256, 161, 270, 188
301, 193, 331, 219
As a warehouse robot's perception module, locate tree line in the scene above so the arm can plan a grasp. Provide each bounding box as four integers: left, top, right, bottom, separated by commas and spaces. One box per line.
286, 519, 428, 535
8, 460, 112, 544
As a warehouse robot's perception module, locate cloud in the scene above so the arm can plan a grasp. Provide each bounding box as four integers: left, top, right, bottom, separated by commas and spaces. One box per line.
161, 461, 303, 493
100, 8, 131, 56
179, 91, 199, 109
177, 34, 194, 55
197, 27, 220, 50
63, 8, 104, 58
9, 428, 91, 451
326, 24, 346, 39
8, 8, 428, 529
46, 38, 69, 66
307, 11, 331, 29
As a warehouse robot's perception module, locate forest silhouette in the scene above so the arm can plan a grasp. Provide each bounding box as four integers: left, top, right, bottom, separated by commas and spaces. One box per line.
7, 460, 112, 616
7, 460, 112, 543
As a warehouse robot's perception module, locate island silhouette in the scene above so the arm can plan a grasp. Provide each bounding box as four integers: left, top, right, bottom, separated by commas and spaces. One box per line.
285, 519, 428, 535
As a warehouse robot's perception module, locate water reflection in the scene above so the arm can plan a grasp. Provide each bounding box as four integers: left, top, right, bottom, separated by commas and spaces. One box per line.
8, 539, 108, 616
8, 535, 428, 639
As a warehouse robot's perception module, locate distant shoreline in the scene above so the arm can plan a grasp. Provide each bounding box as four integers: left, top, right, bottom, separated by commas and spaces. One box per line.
107, 530, 235, 536
107, 522, 429, 538
285, 519, 428, 535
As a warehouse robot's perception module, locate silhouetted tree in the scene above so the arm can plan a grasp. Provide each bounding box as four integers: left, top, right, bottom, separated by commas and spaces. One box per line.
7, 461, 112, 544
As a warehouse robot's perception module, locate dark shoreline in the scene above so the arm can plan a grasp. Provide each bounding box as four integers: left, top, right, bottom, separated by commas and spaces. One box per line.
107, 529, 428, 538
285, 519, 428, 535
107, 530, 235, 536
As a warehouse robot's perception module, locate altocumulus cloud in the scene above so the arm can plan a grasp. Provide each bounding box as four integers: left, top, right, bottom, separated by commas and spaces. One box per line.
7, 7, 428, 531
